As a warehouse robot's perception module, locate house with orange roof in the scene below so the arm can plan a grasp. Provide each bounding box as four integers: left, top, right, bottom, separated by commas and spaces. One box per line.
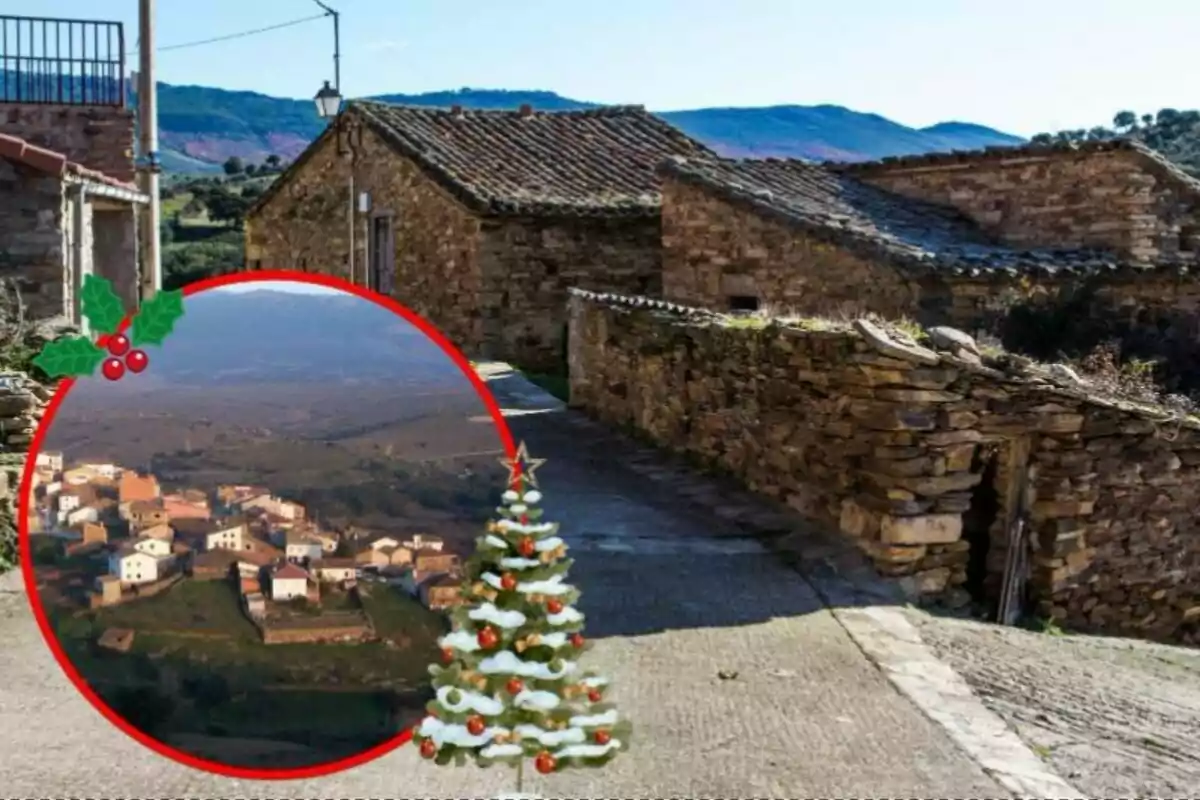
118, 471, 160, 504
270, 563, 310, 601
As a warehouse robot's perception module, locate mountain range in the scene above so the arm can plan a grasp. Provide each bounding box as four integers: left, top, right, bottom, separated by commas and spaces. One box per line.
151, 84, 1025, 173
99, 288, 465, 387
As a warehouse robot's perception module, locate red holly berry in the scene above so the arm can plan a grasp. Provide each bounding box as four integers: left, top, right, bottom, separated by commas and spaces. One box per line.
477, 626, 499, 649
534, 751, 557, 774
593, 729, 611, 745
106, 334, 130, 356
466, 715, 486, 735
517, 537, 536, 557
126, 349, 149, 373
587, 688, 602, 703
101, 358, 125, 381
505, 677, 525, 695
500, 572, 517, 591
441, 647, 455, 664
419, 738, 437, 759
569, 632, 585, 648
546, 599, 564, 614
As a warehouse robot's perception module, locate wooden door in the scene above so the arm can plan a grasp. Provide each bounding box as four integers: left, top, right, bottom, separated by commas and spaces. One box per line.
368, 213, 395, 295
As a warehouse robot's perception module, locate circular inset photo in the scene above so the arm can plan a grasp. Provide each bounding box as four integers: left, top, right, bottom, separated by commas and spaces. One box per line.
19, 271, 515, 778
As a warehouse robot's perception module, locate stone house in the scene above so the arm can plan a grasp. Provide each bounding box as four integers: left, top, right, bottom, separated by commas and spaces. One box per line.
657, 142, 1200, 375
0, 129, 144, 328
244, 101, 715, 371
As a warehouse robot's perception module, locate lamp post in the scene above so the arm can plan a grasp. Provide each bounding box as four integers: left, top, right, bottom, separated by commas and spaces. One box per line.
312, 0, 341, 95
314, 80, 342, 119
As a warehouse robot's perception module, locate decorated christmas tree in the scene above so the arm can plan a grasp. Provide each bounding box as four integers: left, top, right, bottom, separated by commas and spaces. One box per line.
412, 442, 630, 794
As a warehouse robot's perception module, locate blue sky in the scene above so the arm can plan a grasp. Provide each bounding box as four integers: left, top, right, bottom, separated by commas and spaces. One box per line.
28, 0, 1197, 136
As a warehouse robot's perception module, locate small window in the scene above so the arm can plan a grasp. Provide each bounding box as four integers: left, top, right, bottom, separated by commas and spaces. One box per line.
728, 295, 760, 312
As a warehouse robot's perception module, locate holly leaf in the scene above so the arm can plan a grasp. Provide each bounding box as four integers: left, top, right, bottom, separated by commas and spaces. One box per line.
80, 274, 126, 334
130, 289, 185, 346
31, 336, 106, 378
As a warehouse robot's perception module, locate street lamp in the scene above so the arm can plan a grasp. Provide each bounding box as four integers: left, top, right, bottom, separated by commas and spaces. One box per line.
314, 80, 342, 119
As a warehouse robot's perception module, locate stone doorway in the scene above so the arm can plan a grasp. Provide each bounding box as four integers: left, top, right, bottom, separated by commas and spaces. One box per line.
962, 445, 1000, 608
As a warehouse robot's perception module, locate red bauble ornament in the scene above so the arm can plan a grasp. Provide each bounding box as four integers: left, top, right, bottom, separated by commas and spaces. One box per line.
477, 626, 499, 649
441, 647, 455, 664
546, 599, 564, 614
466, 715, 486, 735
534, 751, 557, 774
569, 632, 585, 648
517, 537, 536, 557
505, 677, 525, 695
587, 688, 602, 703
106, 334, 130, 356
126, 349, 149, 373
419, 738, 437, 759
500, 572, 517, 591
101, 357, 125, 381
594, 729, 611, 745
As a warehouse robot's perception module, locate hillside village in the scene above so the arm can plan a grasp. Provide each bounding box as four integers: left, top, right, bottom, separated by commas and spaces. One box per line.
29, 450, 466, 648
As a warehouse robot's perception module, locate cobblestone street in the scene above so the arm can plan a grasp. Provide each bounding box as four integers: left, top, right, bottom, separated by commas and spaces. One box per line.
909, 609, 1200, 798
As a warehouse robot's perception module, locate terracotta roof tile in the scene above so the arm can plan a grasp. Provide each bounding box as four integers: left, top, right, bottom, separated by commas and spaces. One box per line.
274, 562, 309, 580
0, 132, 140, 191
660, 155, 1199, 278
347, 101, 715, 217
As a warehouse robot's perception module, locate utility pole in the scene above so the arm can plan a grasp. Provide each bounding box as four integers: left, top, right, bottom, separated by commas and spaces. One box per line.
313, 0, 341, 93
137, 0, 162, 301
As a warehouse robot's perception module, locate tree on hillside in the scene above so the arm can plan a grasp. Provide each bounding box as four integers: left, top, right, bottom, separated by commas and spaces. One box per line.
412, 443, 630, 793
265, 154, 282, 170
244, 163, 258, 176
222, 156, 244, 176
1030, 106, 1200, 177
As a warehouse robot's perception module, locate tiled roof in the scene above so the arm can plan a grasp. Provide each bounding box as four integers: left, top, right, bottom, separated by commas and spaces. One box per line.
274, 562, 309, 580
828, 137, 1200, 198
660, 156, 1196, 278
347, 101, 714, 217
0, 133, 141, 192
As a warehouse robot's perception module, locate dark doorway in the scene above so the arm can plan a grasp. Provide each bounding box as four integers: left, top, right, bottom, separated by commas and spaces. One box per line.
368, 213, 395, 294
962, 447, 1000, 606
728, 295, 760, 312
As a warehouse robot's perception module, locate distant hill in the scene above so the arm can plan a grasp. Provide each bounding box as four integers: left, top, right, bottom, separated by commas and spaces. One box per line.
122, 289, 464, 386
146, 83, 1024, 171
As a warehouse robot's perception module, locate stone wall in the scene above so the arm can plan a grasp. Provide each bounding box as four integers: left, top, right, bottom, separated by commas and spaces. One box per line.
0, 373, 50, 571
479, 216, 662, 371
928, 270, 1200, 395
566, 290, 1200, 644
245, 122, 487, 356
0, 159, 67, 321
2, 104, 136, 183
259, 618, 373, 645
661, 178, 920, 317
846, 148, 1200, 263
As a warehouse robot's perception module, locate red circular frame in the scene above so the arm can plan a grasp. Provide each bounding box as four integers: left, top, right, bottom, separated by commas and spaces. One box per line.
17, 269, 518, 780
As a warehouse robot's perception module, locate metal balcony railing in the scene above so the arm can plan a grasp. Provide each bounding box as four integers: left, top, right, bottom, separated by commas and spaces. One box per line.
0, 14, 125, 106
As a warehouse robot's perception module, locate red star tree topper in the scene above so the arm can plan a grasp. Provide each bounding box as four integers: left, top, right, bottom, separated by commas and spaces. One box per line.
32, 275, 184, 381
412, 441, 631, 792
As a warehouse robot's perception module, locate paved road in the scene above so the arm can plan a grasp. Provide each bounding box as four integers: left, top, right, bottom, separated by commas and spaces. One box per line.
0, 368, 1006, 798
